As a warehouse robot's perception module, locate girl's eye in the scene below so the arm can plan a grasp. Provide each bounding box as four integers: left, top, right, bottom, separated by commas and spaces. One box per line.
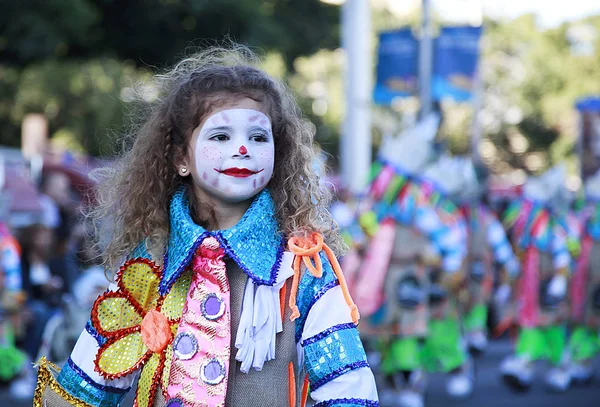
210, 133, 229, 141
251, 134, 268, 143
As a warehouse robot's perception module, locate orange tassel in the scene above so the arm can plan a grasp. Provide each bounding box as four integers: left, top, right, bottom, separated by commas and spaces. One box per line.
494, 317, 513, 338
280, 282, 287, 321
288, 362, 296, 407
287, 232, 360, 325
300, 374, 310, 407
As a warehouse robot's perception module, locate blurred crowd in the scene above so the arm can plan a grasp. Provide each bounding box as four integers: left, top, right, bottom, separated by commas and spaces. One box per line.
329, 112, 600, 407
0, 157, 107, 401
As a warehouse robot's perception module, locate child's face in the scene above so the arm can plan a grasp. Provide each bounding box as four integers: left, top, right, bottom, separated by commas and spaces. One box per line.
182, 98, 275, 204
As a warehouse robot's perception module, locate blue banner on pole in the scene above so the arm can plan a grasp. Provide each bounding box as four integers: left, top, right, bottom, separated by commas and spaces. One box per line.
373, 29, 419, 105
432, 26, 482, 102
576, 97, 600, 180
576, 97, 600, 112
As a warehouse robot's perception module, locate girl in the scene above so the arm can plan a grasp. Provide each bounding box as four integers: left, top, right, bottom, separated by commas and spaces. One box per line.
34, 46, 378, 407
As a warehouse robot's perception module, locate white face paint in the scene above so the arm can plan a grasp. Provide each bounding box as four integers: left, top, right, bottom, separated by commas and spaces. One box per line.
190, 108, 275, 203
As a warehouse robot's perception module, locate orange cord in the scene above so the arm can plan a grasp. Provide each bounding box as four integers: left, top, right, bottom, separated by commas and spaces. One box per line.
288, 362, 296, 407
287, 232, 360, 325
493, 317, 513, 338
300, 374, 310, 407
280, 282, 287, 321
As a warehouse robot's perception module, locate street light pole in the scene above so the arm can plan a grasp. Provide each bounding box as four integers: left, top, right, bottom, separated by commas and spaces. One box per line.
341, 0, 372, 194
419, 0, 433, 118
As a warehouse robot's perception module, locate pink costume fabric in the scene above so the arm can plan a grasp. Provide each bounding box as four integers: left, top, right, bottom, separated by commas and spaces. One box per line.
354, 219, 396, 317
166, 237, 231, 406
571, 235, 593, 321
518, 247, 540, 328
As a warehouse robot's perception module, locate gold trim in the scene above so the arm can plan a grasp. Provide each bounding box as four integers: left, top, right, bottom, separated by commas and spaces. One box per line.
33, 356, 94, 407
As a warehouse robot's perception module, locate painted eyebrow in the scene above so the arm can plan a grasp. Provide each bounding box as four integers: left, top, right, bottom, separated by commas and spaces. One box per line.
248, 125, 272, 134
202, 125, 233, 134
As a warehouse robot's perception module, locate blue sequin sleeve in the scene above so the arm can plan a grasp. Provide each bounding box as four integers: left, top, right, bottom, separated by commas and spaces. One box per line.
295, 251, 340, 342
302, 323, 370, 391
314, 399, 380, 407
56, 358, 130, 407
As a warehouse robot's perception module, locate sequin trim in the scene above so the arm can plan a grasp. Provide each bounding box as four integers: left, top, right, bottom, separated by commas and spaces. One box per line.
310, 361, 370, 391
85, 320, 106, 346
215, 232, 285, 286
200, 293, 226, 321
302, 323, 357, 346
173, 332, 198, 360
161, 231, 208, 295
200, 358, 226, 385
165, 397, 184, 407
131, 240, 152, 260
313, 398, 380, 407
135, 352, 166, 407
161, 188, 285, 293
90, 258, 173, 382
34, 357, 94, 407
295, 279, 340, 343
65, 358, 129, 394
304, 327, 369, 391
54, 358, 128, 407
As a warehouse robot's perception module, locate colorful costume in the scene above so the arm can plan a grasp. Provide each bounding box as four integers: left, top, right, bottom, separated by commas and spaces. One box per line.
348, 116, 467, 407
460, 203, 519, 351
454, 158, 519, 354
417, 156, 474, 398
0, 222, 27, 382
34, 188, 379, 407
500, 167, 573, 391
567, 171, 600, 383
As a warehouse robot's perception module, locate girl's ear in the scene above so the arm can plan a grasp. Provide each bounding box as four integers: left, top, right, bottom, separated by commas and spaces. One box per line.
173, 146, 190, 177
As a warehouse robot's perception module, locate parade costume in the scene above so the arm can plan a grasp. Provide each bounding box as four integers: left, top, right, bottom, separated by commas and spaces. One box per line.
348, 115, 465, 407
0, 222, 27, 382
34, 188, 379, 407
567, 171, 600, 384
454, 158, 519, 354
418, 156, 474, 399
460, 203, 519, 350
500, 167, 573, 392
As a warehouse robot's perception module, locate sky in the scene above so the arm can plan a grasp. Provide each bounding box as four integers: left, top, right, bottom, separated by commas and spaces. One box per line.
384, 0, 600, 27
482, 0, 600, 27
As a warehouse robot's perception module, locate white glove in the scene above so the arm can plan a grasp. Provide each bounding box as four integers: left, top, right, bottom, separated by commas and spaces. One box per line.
548, 274, 567, 298
494, 283, 511, 307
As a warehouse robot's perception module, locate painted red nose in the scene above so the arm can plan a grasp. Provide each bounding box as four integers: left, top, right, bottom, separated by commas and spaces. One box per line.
239, 145, 248, 155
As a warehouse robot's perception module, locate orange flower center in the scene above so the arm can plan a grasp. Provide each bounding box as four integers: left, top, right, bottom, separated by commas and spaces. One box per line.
141, 309, 172, 353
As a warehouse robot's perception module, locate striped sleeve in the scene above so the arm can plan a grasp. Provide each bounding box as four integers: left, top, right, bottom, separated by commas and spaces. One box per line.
551, 224, 571, 271
48, 240, 154, 406
297, 253, 379, 405
414, 206, 465, 273
485, 212, 519, 277
52, 282, 138, 406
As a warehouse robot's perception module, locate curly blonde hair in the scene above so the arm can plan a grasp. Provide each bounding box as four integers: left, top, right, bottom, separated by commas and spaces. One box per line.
91, 45, 345, 271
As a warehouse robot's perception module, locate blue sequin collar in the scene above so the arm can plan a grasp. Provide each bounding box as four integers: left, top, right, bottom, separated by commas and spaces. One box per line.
159, 187, 285, 295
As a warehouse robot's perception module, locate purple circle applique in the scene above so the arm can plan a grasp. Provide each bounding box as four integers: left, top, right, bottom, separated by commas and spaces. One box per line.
173, 332, 198, 360
166, 398, 184, 407
200, 358, 226, 385
201, 293, 225, 320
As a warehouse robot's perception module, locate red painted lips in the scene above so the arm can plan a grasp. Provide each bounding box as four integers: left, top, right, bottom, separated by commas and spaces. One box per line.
215, 167, 264, 178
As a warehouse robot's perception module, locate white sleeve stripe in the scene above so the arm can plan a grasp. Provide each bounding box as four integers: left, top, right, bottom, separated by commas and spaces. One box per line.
310, 367, 379, 402
301, 286, 353, 342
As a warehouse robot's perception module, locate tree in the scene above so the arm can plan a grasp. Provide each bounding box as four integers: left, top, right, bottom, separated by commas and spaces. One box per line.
0, 0, 340, 155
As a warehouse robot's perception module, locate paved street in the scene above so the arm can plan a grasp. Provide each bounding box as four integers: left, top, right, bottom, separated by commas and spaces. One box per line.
2, 339, 599, 406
